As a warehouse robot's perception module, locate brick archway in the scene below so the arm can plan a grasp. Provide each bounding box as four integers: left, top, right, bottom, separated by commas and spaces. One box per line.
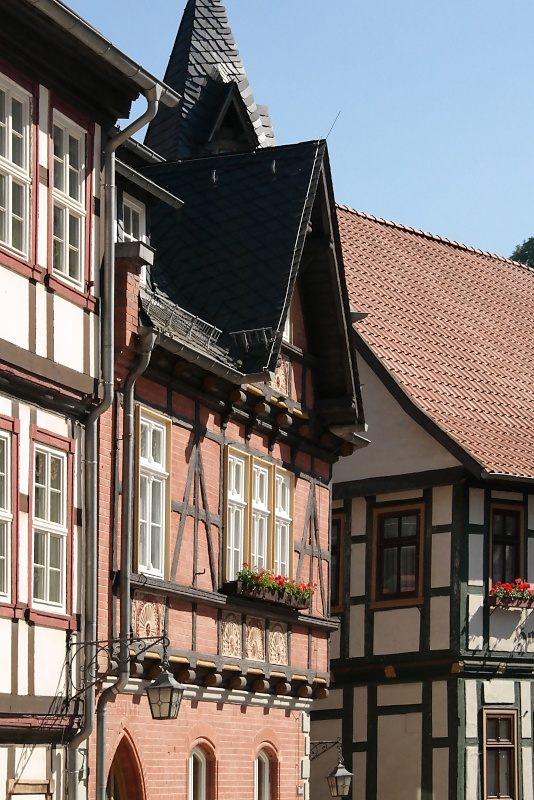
107, 733, 145, 800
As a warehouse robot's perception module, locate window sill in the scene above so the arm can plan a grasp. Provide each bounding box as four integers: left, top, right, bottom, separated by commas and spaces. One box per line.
45, 273, 97, 311
487, 596, 534, 610
25, 607, 79, 630
369, 597, 424, 611
0, 249, 42, 281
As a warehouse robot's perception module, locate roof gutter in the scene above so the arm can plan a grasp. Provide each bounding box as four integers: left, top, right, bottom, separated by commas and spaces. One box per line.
24, 0, 181, 108
480, 470, 534, 486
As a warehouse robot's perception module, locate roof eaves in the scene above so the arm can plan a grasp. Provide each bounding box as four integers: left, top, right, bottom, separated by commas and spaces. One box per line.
116, 160, 183, 209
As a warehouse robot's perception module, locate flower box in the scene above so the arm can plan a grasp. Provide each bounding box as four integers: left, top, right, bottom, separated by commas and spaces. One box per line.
487, 596, 534, 610
222, 580, 310, 610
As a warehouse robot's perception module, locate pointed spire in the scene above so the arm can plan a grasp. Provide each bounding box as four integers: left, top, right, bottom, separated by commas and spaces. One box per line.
145, 0, 275, 160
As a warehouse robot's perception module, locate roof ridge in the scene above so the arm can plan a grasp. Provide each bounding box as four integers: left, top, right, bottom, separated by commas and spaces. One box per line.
336, 202, 534, 272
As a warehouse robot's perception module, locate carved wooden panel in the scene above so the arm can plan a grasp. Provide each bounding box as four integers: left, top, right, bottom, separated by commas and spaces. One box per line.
132, 593, 165, 642
245, 616, 265, 661
268, 622, 288, 665
221, 612, 242, 658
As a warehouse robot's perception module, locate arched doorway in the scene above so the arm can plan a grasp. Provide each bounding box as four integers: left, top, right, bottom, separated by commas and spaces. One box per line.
107, 735, 145, 800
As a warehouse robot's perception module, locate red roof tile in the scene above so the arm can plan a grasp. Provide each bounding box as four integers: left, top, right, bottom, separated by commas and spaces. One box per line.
337, 204, 534, 479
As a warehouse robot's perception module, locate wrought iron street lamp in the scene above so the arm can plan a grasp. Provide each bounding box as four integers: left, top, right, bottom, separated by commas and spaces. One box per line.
310, 738, 353, 798
145, 668, 184, 720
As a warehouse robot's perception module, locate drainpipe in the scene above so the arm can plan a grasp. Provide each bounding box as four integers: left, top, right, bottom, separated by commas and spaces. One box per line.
67, 87, 163, 800
96, 327, 156, 800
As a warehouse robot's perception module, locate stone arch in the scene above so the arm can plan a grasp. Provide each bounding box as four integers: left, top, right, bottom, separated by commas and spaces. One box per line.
107, 730, 146, 800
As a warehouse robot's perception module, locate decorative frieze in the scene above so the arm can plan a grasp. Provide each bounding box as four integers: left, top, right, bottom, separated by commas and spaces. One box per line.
132, 593, 165, 642
221, 612, 242, 657
246, 617, 266, 661
269, 622, 288, 665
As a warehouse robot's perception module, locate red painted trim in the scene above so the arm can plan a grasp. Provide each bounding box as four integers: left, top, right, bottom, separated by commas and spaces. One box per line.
0, 59, 39, 274
29, 426, 76, 617
25, 608, 79, 631
46, 94, 96, 303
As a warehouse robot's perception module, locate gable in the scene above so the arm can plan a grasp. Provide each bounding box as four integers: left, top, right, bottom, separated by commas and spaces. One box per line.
334, 354, 462, 489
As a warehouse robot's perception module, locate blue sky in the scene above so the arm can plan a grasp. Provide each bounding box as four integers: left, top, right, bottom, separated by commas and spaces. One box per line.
67, 0, 534, 257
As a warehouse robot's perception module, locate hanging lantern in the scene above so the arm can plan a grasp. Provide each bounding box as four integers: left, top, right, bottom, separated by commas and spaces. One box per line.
326, 754, 353, 797
145, 669, 184, 720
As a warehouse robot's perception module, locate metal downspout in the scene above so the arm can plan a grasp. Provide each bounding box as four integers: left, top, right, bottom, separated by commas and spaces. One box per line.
95, 328, 156, 800
67, 88, 163, 800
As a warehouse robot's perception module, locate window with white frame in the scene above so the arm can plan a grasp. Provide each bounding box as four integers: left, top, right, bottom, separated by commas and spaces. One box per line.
33, 445, 67, 608
0, 74, 31, 257
52, 114, 86, 286
138, 411, 169, 577
254, 751, 271, 800
274, 471, 291, 576
0, 432, 11, 598
188, 747, 207, 800
225, 448, 293, 581
121, 194, 147, 285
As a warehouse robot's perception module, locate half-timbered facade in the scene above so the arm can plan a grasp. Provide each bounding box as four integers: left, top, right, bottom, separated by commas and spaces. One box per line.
311, 206, 534, 800
89, 2, 366, 800
0, 2, 178, 797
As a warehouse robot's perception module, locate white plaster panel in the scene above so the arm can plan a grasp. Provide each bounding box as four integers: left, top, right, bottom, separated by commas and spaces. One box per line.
0, 268, 29, 349
17, 619, 28, 695
310, 718, 341, 800
302, 712, 310, 734
0, 747, 7, 786
491, 490, 523, 502
467, 594, 484, 650
350, 543, 366, 597
353, 686, 367, 742
351, 497, 366, 537
38, 86, 49, 157
377, 682, 422, 706
432, 748, 449, 800
432, 681, 448, 738
430, 596, 450, 650
483, 679, 515, 705
53, 296, 84, 372
529, 495, 534, 532
313, 688, 343, 712
377, 713, 422, 800
465, 745, 479, 799
34, 282, 48, 358
35, 409, 69, 438
468, 534, 484, 586
521, 681, 532, 739
51, 748, 64, 800
465, 681, 479, 739
37, 183, 49, 270
18, 404, 31, 496
34, 627, 67, 696
432, 486, 453, 526
431, 532, 451, 587
329, 625, 340, 659
469, 488, 485, 525
522, 745, 533, 800
351, 753, 366, 800
349, 605, 365, 658
489, 608, 524, 652
17, 512, 29, 605
373, 608, 420, 655
375, 489, 423, 503
333, 357, 461, 484
14, 745, 47, 779
0, 396, 12, 417
0, 619, 11, 693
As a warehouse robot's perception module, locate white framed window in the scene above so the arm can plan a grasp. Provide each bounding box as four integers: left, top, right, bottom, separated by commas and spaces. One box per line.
138, 411, 169, 577
33, 445, 67, 608
121, 193, 146, 243
274, 471, 291, 576
52, 113, 86, 287
226, 451, 247, 581
188, 747, 207, 800
0, 74, 31, 258
254, 751, 271, 800
225, 449, 293, 581
0, 432, 12, 599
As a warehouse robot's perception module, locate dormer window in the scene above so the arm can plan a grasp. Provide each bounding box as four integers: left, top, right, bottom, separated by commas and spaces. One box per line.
120, 193, 148, 284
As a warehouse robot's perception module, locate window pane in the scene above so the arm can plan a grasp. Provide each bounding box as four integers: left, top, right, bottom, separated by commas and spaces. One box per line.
140, 422, 149, 461
53, 205, 64, 271
382, 517, 398, 539
400, 545, 416, 592
0, 174, 6, 243
0, 438, 6, 510
487, 718, 499, 741
151, 426, 163, 466
34, 451, 47, 519
53, 125, 64, 192
401, 515, 417, 537
0, 90, 6, 157
68, 212, 80, 280
11, 182, 24, 252
49, 567, 61, 604
49, 534, 61, 569
11, 98, 24, 168
499, 718, 512, 742
499, 749, 511, 797
139, 476, 148, 567
486, 750, 497, 797
33, 531, 46, 600
382, 548, 397, 594
68, 135, 80, 201
0, 521, 7, 595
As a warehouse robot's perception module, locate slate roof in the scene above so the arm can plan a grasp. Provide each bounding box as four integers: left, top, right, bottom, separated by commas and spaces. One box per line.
141, 141, 326, 377
144, 0, 275, 160
338, 204, 534, 480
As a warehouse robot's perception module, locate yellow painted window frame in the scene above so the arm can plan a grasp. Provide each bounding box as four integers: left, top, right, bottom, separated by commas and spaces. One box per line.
134, 406, 172, 580
223, 446, 294, 582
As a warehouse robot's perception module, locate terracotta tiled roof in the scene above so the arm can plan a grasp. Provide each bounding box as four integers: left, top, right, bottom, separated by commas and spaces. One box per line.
337, 204, 534, 479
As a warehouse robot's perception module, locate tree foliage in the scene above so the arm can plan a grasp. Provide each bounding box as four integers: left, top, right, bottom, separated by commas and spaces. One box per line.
510, 237, 534, 267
